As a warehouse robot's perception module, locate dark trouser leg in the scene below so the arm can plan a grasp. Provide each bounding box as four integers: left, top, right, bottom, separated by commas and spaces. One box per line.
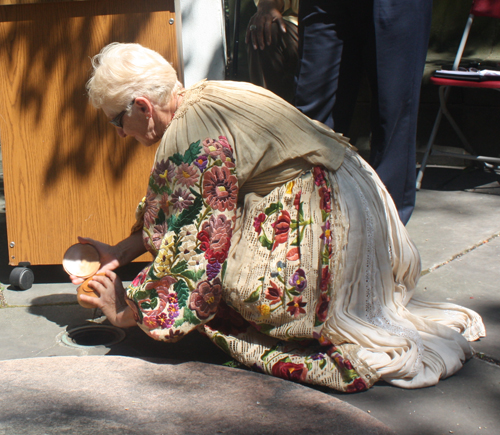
368, 0, 433, 224
294, 0, 370, 134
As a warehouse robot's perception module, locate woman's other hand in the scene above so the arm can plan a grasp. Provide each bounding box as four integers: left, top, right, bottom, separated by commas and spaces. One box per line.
78, 271, 136, 328
246, 0, 286, 50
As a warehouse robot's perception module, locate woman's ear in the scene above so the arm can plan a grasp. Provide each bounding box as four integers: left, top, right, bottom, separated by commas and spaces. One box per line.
134, 97, 153, 116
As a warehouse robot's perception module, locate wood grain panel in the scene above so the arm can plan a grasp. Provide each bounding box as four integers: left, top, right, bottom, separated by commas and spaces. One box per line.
0, 0, 179, 265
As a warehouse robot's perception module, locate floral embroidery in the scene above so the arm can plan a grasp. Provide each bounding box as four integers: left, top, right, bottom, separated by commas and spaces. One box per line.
126, 136, 238, 339
170, 188, 194, 212
272, 359, 308, 382
288, 268, 307, 292
246, 264, 309, 320
203, 166, 238, 212
189, 278, 223, 320
286, 296, 307, 318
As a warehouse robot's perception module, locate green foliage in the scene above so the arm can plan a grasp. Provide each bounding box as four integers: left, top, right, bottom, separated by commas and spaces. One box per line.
174, 279, 190, 308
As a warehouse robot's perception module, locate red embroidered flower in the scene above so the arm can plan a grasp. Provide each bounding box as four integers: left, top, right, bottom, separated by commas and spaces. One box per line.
346, 377, 368, 393
320, 267, 331, 292
197, 214, 233, 263
319, 186, 332, 213
189, 278, 222, 320
293, 191, 302, 210
132, 267, 149, 287
203, 166, 238, 212
272, 210, 291, 249
202, 138, 223, 158
271, 359, 308, 383
316, 293, 330, 323
218, 136, 233, 152
265, 281, 283, 305
286, 296, 306, 317
313, 166, 327, 186
286, 247, 300, 261
253, 213, 266, 235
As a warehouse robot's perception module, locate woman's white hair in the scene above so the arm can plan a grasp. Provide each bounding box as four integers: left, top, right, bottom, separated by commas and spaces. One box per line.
86, 42, 179, 113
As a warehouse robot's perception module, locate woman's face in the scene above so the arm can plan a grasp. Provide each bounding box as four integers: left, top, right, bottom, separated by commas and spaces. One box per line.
104, 98, 164, 147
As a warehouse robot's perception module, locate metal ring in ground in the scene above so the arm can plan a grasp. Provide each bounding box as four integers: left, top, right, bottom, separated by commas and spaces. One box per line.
61, 324, 126, 348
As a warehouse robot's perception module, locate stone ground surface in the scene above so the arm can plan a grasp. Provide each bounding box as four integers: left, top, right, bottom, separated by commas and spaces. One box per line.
1, 152, 500, 434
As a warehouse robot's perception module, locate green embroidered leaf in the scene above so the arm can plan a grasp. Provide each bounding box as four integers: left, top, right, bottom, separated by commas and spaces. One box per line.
148, 266, 158, 281
173, 318, 186, 327
213, 159, 223, 166
180, 270, 196, 281
155, 208, 166, 225
134, 289, 150, 301
171, 260, 188, 274
169, 153, 184, 166
182, 140, 202, 164
174, 279, 190, 309
140, 301, 152, 309
149, 297, 158, 310
321, 247, 330, 265
195, 269, 206, 281
290, 237, 299, 247
264, 202, 283, 216
214, 334, 231, 355
220, 261, 227, 283
342, 369, 360, 383
257, 323, 275, 335
222, 360, 242, 368
289, 290, 300, 296
290, 221, 299, 230
306, 362, 313, 371
244, 287, 261, 303
167, 195, 203, 234
148, 176, 161, 194
321, 209, 328, 222
298, 202, 304, 221
183, 307, 201, 325
189, 187, 203, 199
258, 234, 273, 251
314, 315, 325, 327
260, 348, 275, 362
258, 276, 265, 282
319, 358, 327, 370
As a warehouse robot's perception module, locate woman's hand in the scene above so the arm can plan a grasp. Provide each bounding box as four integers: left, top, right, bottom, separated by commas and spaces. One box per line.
69, 232, 147, 285
246, 0, 286, 50
69, 236, 121, 285
79, 270, 137, 328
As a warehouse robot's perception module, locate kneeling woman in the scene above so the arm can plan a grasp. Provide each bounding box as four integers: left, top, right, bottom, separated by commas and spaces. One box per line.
74, 42, 485, 392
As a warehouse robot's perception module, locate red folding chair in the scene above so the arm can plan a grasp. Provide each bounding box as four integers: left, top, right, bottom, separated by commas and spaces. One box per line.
416, 0, 500, 190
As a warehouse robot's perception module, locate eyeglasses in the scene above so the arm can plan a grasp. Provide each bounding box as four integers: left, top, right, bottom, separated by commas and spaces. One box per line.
109, 99, 135, 128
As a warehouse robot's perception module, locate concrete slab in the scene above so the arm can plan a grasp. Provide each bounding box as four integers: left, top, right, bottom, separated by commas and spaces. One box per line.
407, 188, 500, 271
0, 356, 394, 435
414, 236, 500, 361
329, 358, 500, 435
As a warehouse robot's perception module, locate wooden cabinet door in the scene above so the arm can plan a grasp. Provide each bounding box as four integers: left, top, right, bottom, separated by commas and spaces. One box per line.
0, 0, 180, 265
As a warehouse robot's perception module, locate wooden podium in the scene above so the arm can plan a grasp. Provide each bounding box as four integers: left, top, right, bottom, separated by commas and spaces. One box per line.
0, 0, 181, 269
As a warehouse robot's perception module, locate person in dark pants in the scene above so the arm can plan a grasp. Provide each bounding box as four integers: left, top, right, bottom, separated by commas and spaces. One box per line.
245, 0, 299, 103
294, 0, 433, 224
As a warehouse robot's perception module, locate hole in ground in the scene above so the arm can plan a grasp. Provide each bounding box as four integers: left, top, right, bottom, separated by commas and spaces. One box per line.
61, 324, 126, 348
